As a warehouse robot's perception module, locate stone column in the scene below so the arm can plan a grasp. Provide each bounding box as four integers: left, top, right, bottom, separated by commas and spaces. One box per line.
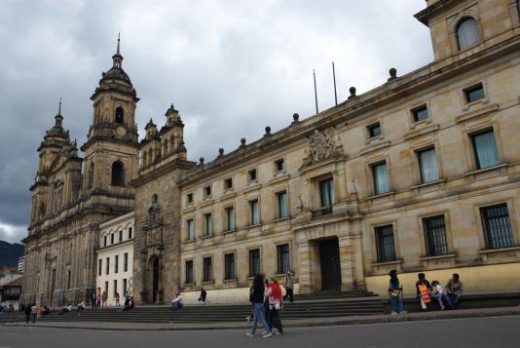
296, 240, 312, 294
338, 235, 355, 291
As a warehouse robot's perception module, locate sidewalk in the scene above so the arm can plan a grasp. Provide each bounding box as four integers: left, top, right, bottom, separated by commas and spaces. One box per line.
3, 306, 519, 331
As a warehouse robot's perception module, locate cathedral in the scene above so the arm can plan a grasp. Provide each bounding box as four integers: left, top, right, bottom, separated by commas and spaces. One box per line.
23, 0, 520, 307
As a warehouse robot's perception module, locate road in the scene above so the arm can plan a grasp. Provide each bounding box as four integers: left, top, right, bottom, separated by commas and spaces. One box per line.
1, 315, 519, 348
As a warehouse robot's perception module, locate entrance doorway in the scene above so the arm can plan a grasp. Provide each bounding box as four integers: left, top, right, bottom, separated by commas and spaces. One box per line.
319, 238, 341, 290
152, 257, 159, 303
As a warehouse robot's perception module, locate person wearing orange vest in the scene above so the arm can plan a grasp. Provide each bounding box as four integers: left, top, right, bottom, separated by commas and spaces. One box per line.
416, 273, 432, 310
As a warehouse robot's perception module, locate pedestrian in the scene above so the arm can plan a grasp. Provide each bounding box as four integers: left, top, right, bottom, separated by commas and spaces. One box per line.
24, 304, 31, 323
416, 273, 432, 310
30, 303, 38, 323
114, 292, 120, 307
171, 293, 183, 310
96, 293, 101, 308
446, 273, 463, 308
388, 269, 407, 315
266, 277, 284, 335
198, 288, 207, 304
246, 273, 272, 338
101, 291, 107, 308
77, 300, 86, 312
431, 280, 453, 310
90, 291, 97, 308
284, 271, 295, 303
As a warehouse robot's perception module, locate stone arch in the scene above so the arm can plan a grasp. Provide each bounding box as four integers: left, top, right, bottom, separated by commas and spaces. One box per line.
115, 106, 124, 124
146, 255, 161, 304
111, 160, 125, 186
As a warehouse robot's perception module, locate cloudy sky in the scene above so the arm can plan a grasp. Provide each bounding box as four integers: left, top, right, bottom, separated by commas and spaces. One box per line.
0, 0, 432, 244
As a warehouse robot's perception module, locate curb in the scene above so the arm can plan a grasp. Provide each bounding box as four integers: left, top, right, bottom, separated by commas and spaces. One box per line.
2, 306, 519, 331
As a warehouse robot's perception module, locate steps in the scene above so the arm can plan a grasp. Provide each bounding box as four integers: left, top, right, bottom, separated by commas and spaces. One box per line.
34, 297, 384, 323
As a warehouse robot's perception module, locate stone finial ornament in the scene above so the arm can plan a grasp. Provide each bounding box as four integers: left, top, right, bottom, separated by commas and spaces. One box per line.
388, 67, 397, 81
265, 126, 271, 136
293, 113, 299, 122
199, 157, 205, 165
348, 87, 357, 100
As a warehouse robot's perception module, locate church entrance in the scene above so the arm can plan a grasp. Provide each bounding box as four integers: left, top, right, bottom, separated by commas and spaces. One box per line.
319, 237, 341, 290
152, 257, 159, 303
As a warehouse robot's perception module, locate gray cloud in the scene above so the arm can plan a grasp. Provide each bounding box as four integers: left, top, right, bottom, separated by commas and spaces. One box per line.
0, 0, 432, 243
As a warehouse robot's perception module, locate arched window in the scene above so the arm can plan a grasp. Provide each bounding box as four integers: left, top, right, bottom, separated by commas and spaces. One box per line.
115, 107, 124, 124
170, 135, 175, 152
88, 162, 94, 188
456, 17, 480, 50
111, 161, 125, 186
152, 194, 158, 205
142, 151, 147, 167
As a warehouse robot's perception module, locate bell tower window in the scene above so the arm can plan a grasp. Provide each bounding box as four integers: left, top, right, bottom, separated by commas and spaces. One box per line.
111, 161, 125, 186
115, 107, 124, 124
456, 17, 480, 51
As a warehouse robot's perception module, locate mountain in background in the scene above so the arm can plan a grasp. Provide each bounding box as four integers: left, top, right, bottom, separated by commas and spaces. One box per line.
0, 241, 24, 268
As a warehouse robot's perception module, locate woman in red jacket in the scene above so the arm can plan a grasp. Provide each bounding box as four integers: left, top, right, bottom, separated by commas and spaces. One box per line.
265, 277, 284, 335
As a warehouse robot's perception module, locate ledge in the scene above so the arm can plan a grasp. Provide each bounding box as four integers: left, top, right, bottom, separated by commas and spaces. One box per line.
371, 259, 403, 267
219, 191, 237, 202
478, 246, 520, 255
455, 103, 498, 123
410, 178, 446, 190
199, 198, 215, 208
359, 140, 391, 156
403, 123, 440, 141
465, 163, 508, 177
419, 253, 456, 262
182, 206, 196, 214
365, 191, 395, 201
268, 173, 290, 186
199, 234, 214, 240
183, 239, 196, 245
243, 183, 262, 194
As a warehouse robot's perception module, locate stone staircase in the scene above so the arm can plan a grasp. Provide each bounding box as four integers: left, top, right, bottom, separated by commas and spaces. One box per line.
34, 292, 383, 323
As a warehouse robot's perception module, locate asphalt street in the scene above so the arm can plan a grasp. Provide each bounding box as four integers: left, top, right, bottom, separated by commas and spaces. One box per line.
1, 315, 519, 348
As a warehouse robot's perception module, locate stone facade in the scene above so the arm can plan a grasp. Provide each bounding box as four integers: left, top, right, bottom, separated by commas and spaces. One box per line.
23, 0, 520, 306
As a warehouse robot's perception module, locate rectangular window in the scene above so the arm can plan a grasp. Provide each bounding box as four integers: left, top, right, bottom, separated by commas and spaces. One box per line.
249, 249, 261, 276
481, 204, 514, 249
250, 199, 260, 225
372, 162, 389, 195
204, 186, 211, 197
375, 225, 396, 262
248, 168, 257, 182
367, 122, 382, 138
123, 279, 127, 295
115, 255, 119, 274
225, 207, 235, 231
98, 259, 102, 276
423, 216, 448, 256
277, 244, 290, 274
224, 178, 233, 190
275, 158, 285, 172
185, 260, 194, 284
224, 253, 235, 280
67, 270, 71, 289
106, 257, 110, 275
319, 178, 333, 209
187, 193, 193, 205
119, 230, 123, 242
471, 130, 499, 169
111, 233, 114, 244
104, 235, 107, 247
128, 227, 132, 239
203, 257, 212, 282
465, 83, 485, 103
124, 253, 128, 272
277, 191, 289, 219
418, 148, 439, 183
104, 281, 108, 295
113, 280, 117, 296
187, 219, 195, 241
412, 105, 428, 122
204, 213, 213, 236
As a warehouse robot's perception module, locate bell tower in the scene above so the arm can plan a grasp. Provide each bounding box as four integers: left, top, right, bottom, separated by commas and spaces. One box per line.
80, 35, 138, 214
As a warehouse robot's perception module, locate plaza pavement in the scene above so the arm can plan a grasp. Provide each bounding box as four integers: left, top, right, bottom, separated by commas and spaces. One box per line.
2, 306, 519, 331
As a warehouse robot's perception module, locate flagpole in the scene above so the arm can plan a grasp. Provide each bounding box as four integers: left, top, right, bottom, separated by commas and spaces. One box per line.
332, 62, 338, 106
313, 69, 319, 114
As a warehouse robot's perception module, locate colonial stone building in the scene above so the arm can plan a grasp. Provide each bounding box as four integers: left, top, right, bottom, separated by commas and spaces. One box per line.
95, 212, 134, 305
23, 0, 520, 306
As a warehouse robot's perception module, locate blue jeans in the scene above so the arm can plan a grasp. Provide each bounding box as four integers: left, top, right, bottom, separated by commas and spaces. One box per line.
251, 302, 271, 335
390, 295, 404, 313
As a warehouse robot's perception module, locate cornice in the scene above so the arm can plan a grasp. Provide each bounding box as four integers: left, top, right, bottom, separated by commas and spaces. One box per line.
130, 158, 196, 187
